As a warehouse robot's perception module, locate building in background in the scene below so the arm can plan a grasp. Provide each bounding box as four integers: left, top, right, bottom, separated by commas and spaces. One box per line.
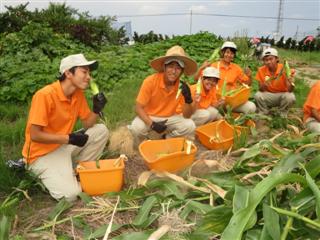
112, 21, 134, 44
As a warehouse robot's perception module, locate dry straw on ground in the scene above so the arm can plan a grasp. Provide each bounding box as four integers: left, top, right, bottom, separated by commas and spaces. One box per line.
108, 126, 135, 156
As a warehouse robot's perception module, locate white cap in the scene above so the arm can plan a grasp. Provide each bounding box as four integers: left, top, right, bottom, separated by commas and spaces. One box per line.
164, 57, 185, 68
203, 67, 220, 79
59, 53, 98, 74
221, 41, 237, 50
262, 48, 278, 58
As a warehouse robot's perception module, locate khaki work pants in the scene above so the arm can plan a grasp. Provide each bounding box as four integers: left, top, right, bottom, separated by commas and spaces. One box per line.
29, 124, 109, 202
254, 91, 295, 116
129, 115, 196, 145
233, 101, 257, 114
306, 118, 320, 133
191, 107, 222, 126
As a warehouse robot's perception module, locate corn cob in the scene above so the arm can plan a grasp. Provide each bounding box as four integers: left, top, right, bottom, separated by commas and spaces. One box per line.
284, 60, 291, 78
221, 78, 227, 98
196, 78, 202, 95
90, 79, 99, 95
208, 47, 221, 63
176, 81, 183, 99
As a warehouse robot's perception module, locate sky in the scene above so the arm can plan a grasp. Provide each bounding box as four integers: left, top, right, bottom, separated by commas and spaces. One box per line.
1, 0, 319, 39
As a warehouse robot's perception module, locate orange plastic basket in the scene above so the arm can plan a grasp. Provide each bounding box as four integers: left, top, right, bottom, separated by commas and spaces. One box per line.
217, 87, 251, 109
139, 137, 197, 173
195, 120, 239, 150
77, 159, 125, 196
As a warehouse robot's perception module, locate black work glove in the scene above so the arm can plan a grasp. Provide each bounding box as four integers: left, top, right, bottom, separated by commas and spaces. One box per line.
93, 92, 107, 114
68, 130, 89, 147
181, 82, 193, 104
150, 119, 168, 134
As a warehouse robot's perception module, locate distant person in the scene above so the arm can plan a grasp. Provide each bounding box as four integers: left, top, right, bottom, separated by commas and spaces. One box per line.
177, 67, 224, 126
254, 48, 295, 117
195, 41, 256, 114
303, 80, 320, 133
22, 54, 108, 201
128, 45, 197, 144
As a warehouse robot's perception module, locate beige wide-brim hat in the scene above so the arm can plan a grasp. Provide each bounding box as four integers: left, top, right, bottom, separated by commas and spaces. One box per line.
150, 45, 198, 76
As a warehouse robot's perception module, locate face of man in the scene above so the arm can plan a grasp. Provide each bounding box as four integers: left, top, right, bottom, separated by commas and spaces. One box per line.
263, 55, 278, 71
203, 77, 218, 92
222, 48, 235, 63
67, 66, 91, 90
164, 61, 183, 84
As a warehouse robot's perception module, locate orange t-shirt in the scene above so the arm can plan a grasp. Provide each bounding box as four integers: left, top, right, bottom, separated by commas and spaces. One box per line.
136, 72, 184, 117
22, 81, 91, 163
303, 80, 320, 122
209, 62, 249, 91
255, 63, 290, 93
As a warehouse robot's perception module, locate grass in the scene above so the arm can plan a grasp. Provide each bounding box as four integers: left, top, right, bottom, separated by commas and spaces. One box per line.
277, 48, 320, 65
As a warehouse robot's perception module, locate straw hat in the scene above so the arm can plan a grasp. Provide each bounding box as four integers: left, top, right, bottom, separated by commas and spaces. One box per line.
150, 45, 197, 76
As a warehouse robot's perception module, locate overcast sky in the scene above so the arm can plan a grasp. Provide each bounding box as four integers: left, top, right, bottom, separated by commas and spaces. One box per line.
1, 0, 319, 39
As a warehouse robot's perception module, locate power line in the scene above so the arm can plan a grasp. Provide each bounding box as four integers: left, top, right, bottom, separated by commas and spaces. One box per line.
117, 12, 319, 21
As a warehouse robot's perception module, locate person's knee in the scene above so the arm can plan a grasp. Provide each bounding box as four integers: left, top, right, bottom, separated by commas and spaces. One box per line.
51, 184, 81, 202
247, 102, 257, 113
254, 92, 263, 101
182, 119, 196, 134
129, 118, 148, 138
283, 93, 296, 105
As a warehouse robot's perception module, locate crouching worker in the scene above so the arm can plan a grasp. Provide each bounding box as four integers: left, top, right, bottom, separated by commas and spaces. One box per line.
22, 54, 109, 202
303, 80, 320, 133
254, 48, 296, 117
177, 67, 223, 126
129, 45, 197, 144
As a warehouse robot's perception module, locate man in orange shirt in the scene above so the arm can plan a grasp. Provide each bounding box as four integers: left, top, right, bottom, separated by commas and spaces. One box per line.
195, 41, 256, 114
254, 48, 295, 117
177, 67, 224, 126
129, 45, 197, 143
303, 80, 320, 133
22, 54, 109, 201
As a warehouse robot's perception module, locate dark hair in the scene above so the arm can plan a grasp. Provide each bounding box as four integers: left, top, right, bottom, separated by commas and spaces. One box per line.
58, 66, 77, 81
203, 77, 219, 82
220, 47, 237, 58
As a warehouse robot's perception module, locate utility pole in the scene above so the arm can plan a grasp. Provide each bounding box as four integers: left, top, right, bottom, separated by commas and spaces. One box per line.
189, 9, 193, 35
294, 25, 299, 41
275, 0, 284, 41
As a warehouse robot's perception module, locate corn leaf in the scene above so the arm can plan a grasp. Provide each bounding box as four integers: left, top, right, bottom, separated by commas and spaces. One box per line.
305, 155, 320, 178
263, 204, 280, 240
47, 198, 73, 221
290, 188, 315, 215
90, 223, 124, 239
132, 195, 158, 227
300, 164, 320, 219
0, 215, 10, 240
112, 231, 152, 240
221, 173, 306, 240
197, 205, 233, 234
180, 200, 214, 220
233, 185, 257, 231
